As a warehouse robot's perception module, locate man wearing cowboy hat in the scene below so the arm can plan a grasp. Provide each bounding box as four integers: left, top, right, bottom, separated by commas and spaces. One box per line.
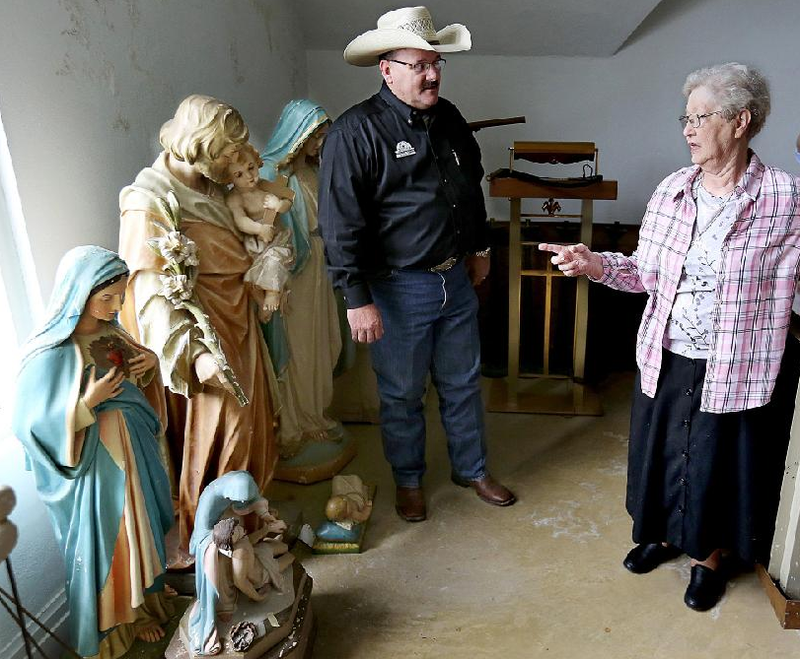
318, 6, 516, 522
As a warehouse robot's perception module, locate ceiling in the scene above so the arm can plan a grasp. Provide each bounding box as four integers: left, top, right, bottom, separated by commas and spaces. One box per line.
297, 0, 667, 57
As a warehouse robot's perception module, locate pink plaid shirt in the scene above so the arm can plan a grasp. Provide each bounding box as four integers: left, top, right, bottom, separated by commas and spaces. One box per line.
597, 152, 800, 413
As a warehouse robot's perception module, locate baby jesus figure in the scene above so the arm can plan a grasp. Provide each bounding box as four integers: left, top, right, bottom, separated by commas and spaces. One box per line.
325, 474, 374, 525
313, 474, 374, 549
225, 143, 296, 318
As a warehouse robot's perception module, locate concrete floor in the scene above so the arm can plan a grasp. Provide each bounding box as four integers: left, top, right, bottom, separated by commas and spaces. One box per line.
266, 373, 800, 659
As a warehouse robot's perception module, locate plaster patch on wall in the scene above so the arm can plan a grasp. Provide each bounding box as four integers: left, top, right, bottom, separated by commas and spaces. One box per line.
55, 52, 117, 96
59, 0, 91, 49
230, 42, 246, 85
112, 111, 131, 132
249, 0, 275, 53
56, 1, 133, 96
289, 51, 303, 97
55, 53, 75, 77
101, 59, 118, 97
125, 0, 141, 28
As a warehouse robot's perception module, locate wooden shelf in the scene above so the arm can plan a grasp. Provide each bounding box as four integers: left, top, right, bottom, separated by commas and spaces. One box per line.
490, 177, 618, 200
513, 141, 596, 164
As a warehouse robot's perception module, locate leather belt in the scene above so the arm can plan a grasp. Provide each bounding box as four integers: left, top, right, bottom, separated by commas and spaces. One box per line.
429, 256, 458, 273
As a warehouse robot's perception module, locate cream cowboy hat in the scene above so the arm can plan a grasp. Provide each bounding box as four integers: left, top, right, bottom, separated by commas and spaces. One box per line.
344, 6, 471, 67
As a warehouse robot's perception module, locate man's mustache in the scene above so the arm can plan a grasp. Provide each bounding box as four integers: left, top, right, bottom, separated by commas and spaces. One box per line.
422, 81, 439, 90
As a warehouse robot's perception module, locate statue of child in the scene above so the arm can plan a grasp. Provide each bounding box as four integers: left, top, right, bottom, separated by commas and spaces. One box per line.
225, 143, 295, 318
325, 474, 374, 524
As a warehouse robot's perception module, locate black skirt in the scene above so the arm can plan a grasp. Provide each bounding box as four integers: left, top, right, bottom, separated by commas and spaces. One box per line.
626, 337, 800, 563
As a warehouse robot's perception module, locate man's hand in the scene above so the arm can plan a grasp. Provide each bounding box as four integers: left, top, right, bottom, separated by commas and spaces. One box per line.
347, 303, 384, 343
538, 243, 603, 279
465, 254, 490, 287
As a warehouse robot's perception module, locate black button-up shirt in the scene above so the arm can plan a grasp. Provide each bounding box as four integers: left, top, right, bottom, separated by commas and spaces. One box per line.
318, 83, 489, 308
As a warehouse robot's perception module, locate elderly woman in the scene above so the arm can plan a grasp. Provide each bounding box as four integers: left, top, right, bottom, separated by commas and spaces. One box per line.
540, 63, 800, 611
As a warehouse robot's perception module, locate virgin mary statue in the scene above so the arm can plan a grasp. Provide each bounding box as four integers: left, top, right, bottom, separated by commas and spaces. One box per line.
260, 99, 356, 483
13, 246, 173, 659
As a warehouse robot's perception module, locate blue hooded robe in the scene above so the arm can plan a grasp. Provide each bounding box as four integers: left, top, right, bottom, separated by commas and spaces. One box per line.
258, 99, 339, 375
12, 245, 173, 657
187, 470, 262, 655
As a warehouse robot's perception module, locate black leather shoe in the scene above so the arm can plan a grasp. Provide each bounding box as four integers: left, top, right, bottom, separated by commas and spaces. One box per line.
684, 564, 725, 611
623, 543, 683, 574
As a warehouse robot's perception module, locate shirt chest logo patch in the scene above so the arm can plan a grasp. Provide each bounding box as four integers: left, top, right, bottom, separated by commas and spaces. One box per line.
395, 141, 416, 159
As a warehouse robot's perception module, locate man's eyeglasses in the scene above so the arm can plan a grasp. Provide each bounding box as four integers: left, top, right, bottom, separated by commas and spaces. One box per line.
679, 110, 724, 128
386, 58, 446, 74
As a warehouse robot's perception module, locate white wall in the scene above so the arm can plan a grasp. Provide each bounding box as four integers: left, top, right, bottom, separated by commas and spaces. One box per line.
0, 1, 307, 656
307, 0, 800, 225
0, 0, 307, 300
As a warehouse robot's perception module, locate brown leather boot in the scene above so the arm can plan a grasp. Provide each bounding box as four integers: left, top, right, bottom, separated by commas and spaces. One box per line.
395, 486, 427, 522
452, 474, 516, 506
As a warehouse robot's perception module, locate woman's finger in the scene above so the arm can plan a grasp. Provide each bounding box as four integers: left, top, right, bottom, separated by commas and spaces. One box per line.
538, 242, 565, 255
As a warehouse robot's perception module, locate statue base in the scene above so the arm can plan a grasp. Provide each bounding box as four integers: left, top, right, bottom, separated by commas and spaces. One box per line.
165, 563, 315, 659
274, 431, 357, 484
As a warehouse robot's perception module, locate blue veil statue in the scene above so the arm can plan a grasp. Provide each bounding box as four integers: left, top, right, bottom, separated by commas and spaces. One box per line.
19, 246, 130, 369
188, 471, 263, 655
13, 245, 173, 658
259, 99, 331, 375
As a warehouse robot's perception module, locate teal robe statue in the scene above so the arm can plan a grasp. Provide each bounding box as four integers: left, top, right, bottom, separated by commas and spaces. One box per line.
188, 470, 263, 655
12, 246, 173, 658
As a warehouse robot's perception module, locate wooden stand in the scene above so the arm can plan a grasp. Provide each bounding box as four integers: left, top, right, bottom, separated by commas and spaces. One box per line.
487, 142, 617, 416
756, 563, 800, 629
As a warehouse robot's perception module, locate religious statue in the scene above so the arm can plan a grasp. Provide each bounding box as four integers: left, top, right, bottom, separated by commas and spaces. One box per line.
211, 516, 294, 606
225, 142, 296, 318
187, 471, 294, 656
0, 486, 17, 566
259, 99, 355, 482
118, 94, 280, 553
313, 474, 374, 553
12, 246, 174, 659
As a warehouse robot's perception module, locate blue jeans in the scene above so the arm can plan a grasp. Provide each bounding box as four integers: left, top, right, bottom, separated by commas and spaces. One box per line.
368, 261, 487, 488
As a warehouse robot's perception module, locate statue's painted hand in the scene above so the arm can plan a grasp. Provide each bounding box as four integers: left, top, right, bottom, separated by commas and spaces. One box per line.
538, 242, 603, 279
263, 291, 281, 312
128, 350, 157, 379
194, 352, 236, 395
83, 365, 124, 408
347, 304, 384, 343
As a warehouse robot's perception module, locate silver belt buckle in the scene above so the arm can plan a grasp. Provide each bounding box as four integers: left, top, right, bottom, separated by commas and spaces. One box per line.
429, 256, 457, 273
